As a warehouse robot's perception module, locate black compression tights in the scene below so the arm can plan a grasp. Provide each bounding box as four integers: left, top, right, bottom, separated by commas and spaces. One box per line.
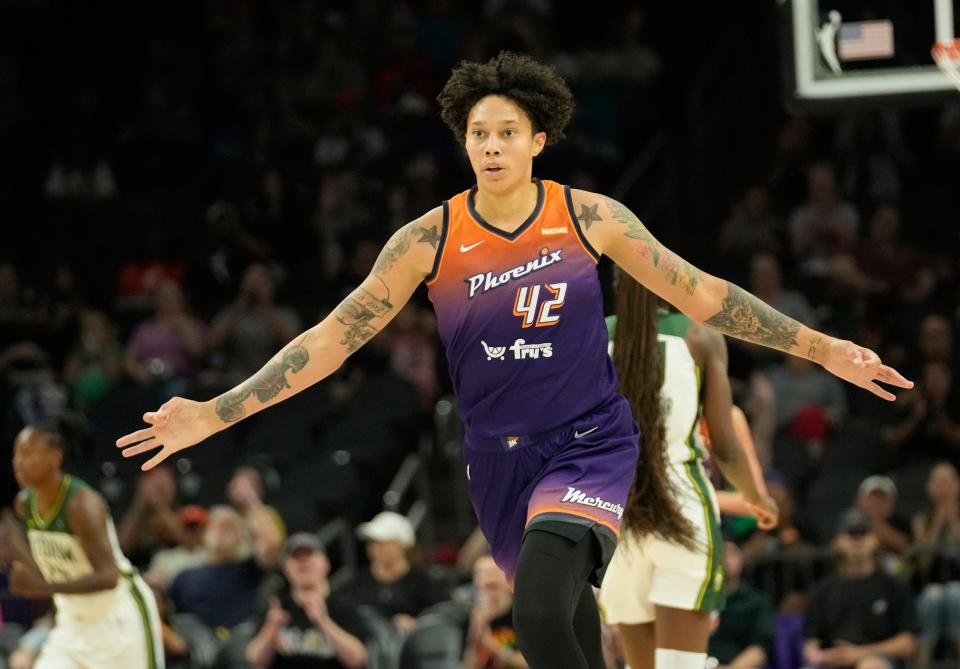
512, 529, 606, 669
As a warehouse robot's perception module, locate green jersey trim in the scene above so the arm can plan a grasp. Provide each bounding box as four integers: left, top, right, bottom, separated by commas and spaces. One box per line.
28, 475, 75, 532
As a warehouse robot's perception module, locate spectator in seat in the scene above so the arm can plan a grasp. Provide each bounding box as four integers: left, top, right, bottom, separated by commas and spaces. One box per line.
789, 163, 860, 278
167, 504, 282, 630
62, 309, 122, 410
246, 533, 367, 669
803, 509, 917, 669
145, 505, 210, 589
228, 464, 287, 542
124, 280, 207, 396
913, 463, 960, 667
209, 263, 300, 387
117, 464, 184, 568
854, 476, 911, 567
707, 541, 775, 669
884, 361, 960, 466
766, 354, 848, 441
351, 511, 447, 633
463, 555, 527, 669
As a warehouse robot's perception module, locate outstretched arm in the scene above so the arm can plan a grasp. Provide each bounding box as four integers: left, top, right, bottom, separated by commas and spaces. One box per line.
117, 210, 443, 469
572, 190, 912, 400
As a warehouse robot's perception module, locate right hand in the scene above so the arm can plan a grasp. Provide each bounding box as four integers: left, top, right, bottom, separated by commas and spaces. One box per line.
746, 493, 779, 530
116, 397, 216, 470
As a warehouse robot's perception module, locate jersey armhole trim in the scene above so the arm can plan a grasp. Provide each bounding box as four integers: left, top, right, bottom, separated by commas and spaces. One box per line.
563, 185, 600, 263
424, 200, 449, 285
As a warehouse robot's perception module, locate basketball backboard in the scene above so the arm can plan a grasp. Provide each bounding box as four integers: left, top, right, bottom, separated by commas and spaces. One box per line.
780, 0, 959, 111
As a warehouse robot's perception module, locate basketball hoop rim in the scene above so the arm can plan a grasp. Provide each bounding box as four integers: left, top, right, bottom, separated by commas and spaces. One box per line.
932, 38, 960, 60
933, 39, 960, 93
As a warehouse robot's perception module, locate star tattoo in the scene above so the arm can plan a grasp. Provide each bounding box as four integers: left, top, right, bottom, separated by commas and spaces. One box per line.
578, 203, 601, 230
417, 225, 441, 249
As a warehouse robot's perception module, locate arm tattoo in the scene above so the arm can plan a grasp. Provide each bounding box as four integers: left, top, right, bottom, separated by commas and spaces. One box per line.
602, 196, 704, 295
704, 282, 801, 352
215, 340, 310, 423
577, 203, 601, 230
373, 226, 412, 274
416, 225, 441, 249
808, 335, 823, 361
334, 276, 394, 353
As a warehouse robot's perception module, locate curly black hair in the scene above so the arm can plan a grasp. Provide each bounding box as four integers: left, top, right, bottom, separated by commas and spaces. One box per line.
437, 51, 574, 146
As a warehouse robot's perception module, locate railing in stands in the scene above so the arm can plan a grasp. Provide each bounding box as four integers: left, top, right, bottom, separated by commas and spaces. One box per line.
383, 451, 437, 558
317, 517, 358, 591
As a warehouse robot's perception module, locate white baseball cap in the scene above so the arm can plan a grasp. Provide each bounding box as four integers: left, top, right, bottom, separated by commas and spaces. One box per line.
858, 475, 897, 500
357, 511, 416, 547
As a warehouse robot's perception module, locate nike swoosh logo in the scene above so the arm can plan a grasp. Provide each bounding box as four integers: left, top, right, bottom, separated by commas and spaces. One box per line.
574, 426, 599, 439
460, 241, 484, 253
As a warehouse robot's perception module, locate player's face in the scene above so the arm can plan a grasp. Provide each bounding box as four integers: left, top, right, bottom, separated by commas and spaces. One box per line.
11, 429, 60, 488
464, 95, 546, 194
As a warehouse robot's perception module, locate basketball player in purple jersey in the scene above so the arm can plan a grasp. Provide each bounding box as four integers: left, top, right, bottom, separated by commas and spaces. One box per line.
118, 53, 912, 669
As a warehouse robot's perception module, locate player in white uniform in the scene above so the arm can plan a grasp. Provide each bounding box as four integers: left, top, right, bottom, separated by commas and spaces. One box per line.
4, 424, 164, 669
600, 280, 777, 669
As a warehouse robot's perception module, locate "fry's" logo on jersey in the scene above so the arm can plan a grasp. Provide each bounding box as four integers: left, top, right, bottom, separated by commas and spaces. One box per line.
465, 247, 563, 298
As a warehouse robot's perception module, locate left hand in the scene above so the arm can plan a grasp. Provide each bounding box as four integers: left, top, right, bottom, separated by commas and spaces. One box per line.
821, 339, 912, 401
9, 560, 50, 598
746, 493, 779, 530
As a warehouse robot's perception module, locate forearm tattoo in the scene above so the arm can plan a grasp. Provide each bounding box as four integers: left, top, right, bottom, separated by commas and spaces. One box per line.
704, 282, 801, 352
215, 339, 310, 423
335, 276, 394, 353
603, 197, 703, 296
807, 335, 823, 362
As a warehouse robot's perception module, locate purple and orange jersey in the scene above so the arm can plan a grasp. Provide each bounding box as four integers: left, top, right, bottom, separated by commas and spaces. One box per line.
426, 178, 618, 443
426, 179, 638, 584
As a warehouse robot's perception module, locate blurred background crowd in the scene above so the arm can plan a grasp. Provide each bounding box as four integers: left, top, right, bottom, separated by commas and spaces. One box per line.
0, 1, 959, 668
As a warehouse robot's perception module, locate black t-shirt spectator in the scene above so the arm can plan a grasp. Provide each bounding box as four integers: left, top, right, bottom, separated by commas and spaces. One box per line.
708, 583, 775, 664
804, 572, 917, 647
350, 566, 446, 619
256, 589, 368, 669
168, 557, 264, 628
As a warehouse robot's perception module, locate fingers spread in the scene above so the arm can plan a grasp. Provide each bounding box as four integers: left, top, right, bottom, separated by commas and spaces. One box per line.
142, 448, 172, 471
865, 381, 896, 402
121, 440, 161, 458
116, 428, 155, 448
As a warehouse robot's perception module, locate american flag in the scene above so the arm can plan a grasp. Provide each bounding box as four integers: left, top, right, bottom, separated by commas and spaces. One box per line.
838, 20, 895, 61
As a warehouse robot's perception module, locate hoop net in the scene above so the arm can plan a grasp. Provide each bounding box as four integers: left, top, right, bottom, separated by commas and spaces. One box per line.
933, 39, 960, 92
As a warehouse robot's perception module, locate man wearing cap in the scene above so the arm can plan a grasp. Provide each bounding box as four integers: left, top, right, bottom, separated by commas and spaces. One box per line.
246, 533, 367, 669
855, 476, 910, 563
803, 509, 917, 669
350, 511, 448, 633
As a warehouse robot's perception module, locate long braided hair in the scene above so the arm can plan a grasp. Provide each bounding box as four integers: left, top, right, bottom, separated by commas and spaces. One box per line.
613, 275, 698, 549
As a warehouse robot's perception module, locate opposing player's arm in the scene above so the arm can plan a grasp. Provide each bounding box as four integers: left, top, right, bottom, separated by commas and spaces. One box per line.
54, 489, 119, 594
118, 209, 443, 470
1, 503, 34, 568
571, 189, 911, 400
690, 326, 776, 527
